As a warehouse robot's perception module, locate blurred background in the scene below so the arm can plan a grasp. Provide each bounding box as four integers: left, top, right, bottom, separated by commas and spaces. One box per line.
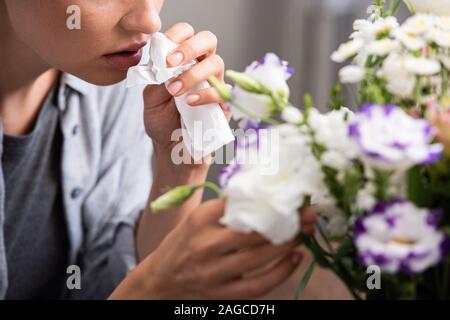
161, 0, 408, 299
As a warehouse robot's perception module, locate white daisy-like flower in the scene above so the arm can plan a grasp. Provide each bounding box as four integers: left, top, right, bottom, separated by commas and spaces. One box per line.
404, 56, 442, 76
331, 39, 364, 63
339, 65, 365, 84
372, 16, 400, 37
366, 38, 400, 56
436, 16, 450, 31
393, 28, 427, 51
438, 54, 450, 70
351, 19, 376, 43
378, 53, 417, 98
428, 28, 450, 47
403, 14, 437, 35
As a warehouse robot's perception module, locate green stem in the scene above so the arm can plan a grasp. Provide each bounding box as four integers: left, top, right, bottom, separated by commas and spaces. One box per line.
316, 222, 334, 253
387, 0, 402, 16
231, 101, 280, 125
203, 181, 224, 197
345, 84, 359, 109
373, 169, 392, 202
441, 259, 449, 299
333, 262, 363, 300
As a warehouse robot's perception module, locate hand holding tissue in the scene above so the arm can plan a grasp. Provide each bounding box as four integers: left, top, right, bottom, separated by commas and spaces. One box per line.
127, 32, 235, 161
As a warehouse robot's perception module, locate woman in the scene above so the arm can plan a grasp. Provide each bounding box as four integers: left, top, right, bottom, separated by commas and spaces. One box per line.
0, 0, 315, 299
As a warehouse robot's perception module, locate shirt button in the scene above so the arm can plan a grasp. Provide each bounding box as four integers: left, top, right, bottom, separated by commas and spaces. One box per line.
71, 188, 82, 199
72, 125, 80, 135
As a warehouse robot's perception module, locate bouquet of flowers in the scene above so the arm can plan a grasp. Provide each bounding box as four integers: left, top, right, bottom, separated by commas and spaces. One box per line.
151, 0, 450, 299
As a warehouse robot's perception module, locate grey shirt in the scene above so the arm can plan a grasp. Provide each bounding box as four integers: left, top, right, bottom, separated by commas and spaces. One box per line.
0, 73, 153, 299
3, 82, 69, 299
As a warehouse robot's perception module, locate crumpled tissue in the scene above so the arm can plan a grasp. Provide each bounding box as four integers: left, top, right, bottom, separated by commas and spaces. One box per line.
127, 32, 235, 161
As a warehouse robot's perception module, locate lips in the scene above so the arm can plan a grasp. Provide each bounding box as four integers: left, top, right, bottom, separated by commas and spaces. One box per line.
103, 43, 147, 71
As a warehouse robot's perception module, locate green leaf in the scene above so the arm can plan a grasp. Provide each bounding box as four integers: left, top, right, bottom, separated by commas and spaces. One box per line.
295, 261, 316, 300
406, 166, 431, 207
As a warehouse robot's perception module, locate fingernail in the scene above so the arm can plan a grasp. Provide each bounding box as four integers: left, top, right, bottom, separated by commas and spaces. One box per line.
167, 52, 184, 67
187, 94, 200, 105
168, 81, 183, 95
291, 252, 303, 265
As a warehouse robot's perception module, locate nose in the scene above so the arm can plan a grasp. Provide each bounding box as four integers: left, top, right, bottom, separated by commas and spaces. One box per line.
120, 0, 162, 34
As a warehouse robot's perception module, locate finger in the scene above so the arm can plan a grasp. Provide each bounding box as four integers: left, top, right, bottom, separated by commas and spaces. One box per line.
167, 30, 218, 68
164, 22, 195, 45
301, 207, 317, 225
215, 226, 273, 253
194, 198, 270, 253
194, 198, 227, 225
167, 54, 224, 96
301, 224, 315, 236
211, 241, 297, 281
143, 84, 171, 108
186, 87, 224, 106
218, 250, 303, 299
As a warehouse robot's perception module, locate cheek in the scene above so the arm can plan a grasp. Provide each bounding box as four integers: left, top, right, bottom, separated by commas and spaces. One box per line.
6, 0, 79, 66
7, 0, 121, 69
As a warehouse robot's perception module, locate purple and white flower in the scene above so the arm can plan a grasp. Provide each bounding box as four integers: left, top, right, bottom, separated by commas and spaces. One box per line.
354, 200, 450, 274
219, 124, 325, 245
349, 104, 443, 170
231, 53, 293, 121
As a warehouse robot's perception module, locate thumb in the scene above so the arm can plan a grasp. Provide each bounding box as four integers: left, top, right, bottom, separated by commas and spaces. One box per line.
143, 84, 171, 108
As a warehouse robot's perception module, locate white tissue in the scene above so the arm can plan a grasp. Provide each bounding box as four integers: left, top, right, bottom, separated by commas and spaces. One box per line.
127, 32, 235, 161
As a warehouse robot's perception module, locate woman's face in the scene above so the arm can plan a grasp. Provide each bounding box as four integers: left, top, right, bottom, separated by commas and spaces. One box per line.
4, 0, 164, 85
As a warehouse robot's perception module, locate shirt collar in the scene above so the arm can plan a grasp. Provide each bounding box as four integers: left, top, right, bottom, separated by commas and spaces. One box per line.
60, 73, 92, 96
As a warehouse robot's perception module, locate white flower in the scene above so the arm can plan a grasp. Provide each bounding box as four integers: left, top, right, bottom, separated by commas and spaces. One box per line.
339, 65, 365, 84
366, 38, 400, 56
404, 0, 450, 17
372, 16, 400, 37
438, 54, 450, 70
427, 28, 450, 47
436, 17, 450, 31
351, 19, 376, 42
312, 194, 349, 238
231, 53, 293, 121
378, 53, 416, 98
221, 124, 325, 245
331, 39, 364, 63
281, 106, 303, 124
405, 56, 442, 75
393, 28, 427, 51
309, 108, 359, 171
403, 14, 437, 34
356, 183, 377, 212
